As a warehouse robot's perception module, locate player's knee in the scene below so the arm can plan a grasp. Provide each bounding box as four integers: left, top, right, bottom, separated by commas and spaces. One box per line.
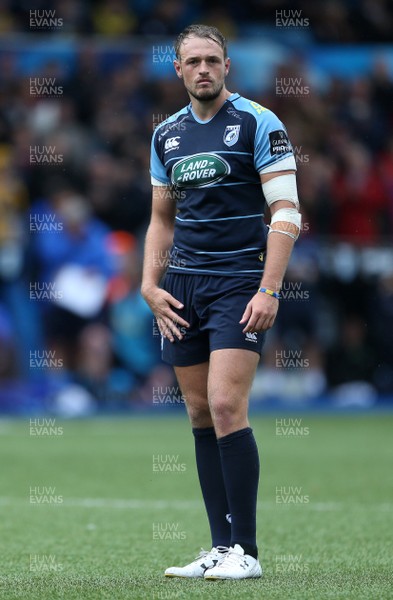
209, 396, 244, 431
185, 397, 212, 427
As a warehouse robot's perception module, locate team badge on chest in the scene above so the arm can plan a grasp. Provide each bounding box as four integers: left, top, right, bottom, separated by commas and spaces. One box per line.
223, 125, 241, 147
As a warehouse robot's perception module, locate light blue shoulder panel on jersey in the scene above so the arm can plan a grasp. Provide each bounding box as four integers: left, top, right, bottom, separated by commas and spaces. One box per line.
150, 106, 189, 184
231, 96, 295, 173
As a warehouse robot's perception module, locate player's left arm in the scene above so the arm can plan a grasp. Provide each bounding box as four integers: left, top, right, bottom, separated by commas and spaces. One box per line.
240, 169, 300, 333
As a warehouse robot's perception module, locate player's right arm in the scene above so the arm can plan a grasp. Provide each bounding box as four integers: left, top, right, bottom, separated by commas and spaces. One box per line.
141, 185, 190, 342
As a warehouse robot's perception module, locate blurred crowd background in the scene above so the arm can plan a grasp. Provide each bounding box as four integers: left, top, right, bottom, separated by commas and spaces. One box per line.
0, 0, 393, 413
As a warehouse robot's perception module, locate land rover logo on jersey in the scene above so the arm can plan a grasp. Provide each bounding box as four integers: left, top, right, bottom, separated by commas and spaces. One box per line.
171, 153, 230, 188
223, 125, 241, 147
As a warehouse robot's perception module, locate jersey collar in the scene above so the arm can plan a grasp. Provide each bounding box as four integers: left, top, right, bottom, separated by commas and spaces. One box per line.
189, 93, 239, 124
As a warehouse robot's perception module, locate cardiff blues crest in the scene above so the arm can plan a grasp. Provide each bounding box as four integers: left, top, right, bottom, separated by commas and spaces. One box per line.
223, 125, 240, 147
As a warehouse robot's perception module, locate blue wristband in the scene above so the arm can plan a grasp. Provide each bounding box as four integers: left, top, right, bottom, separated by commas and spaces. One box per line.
259, 287, 281, 300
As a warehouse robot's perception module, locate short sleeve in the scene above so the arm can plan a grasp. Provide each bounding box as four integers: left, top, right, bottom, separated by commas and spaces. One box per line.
253, 108, 296, 173
150, 129, 171, 185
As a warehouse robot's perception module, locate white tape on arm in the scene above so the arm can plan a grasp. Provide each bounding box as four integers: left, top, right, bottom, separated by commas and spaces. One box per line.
260, 155, 297, 174
262, 173, 299, 209
269, 207, 301, 241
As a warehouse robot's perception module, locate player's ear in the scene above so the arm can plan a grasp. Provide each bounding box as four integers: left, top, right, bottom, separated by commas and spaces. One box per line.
224, 57, 231, 76
174, 59, 183, 79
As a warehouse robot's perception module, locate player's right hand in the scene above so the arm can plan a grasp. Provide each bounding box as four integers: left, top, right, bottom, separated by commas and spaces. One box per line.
142, 286, 189, 342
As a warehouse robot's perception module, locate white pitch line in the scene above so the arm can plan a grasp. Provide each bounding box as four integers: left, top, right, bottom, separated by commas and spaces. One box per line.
0, 497, 391, 511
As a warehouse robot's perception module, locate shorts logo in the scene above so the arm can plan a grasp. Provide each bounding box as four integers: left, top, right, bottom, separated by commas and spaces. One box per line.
245, 332, 258, 343
165, 136, 180, 152
171, 153, 230, 188
223, 125, 241, 147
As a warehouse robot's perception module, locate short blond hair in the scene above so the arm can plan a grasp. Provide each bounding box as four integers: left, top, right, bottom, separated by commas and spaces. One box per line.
175, 24, 227, 60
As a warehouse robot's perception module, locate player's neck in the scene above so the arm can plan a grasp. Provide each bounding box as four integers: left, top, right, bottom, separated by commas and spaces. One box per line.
190, 89, 232, 122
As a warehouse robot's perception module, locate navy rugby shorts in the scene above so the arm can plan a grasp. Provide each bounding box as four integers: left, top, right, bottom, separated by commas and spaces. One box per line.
160, 273, 266, 366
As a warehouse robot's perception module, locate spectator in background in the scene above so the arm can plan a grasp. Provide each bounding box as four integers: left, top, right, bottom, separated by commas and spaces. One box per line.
255, 238, 327, 402
0, 304, 17, 380
73, 321, 134, 407
66, 45, 103, 126
371, 273, 393, 394
108, 231, 174, 404
2, 0, 393, 41
0, 146, 27, 276
139, 0, 191, 35
61, 231, 175, 405
331, 142, 388, 243
31, 187, 113, 371
326, 314, 378, 406
0, 145, 44, 376
379, 138, 393, 234
372, 59, 393, 122
92, 0, 138, 36
86, 152, 150, 235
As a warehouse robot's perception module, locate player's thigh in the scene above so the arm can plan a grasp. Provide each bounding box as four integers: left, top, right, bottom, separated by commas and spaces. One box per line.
161, 274, 210, 367
175, 362, 211, 424
208, 348, 259, 416
204, 275, 266, 356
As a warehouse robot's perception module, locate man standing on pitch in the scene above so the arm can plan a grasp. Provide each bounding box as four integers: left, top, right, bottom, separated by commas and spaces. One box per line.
142, 24, 301, 580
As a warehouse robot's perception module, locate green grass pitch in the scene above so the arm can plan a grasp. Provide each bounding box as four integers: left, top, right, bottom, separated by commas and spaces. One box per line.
0, 413, 392, 599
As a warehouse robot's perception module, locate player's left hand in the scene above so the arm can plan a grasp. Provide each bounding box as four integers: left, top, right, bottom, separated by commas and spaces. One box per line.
240, 292, 279, 333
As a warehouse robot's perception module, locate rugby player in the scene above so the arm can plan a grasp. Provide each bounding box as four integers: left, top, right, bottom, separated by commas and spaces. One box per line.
142, 24, 301, 580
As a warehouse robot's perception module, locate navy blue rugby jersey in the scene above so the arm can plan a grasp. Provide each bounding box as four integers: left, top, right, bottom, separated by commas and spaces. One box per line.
150, 93, 296, 276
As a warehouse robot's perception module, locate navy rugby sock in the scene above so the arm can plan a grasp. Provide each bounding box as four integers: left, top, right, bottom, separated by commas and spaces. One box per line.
192, 427, 231, 548
217, 427, 259, 559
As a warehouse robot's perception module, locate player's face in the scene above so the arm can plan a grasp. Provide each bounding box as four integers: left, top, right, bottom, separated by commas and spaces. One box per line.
174, 36, 230, 102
